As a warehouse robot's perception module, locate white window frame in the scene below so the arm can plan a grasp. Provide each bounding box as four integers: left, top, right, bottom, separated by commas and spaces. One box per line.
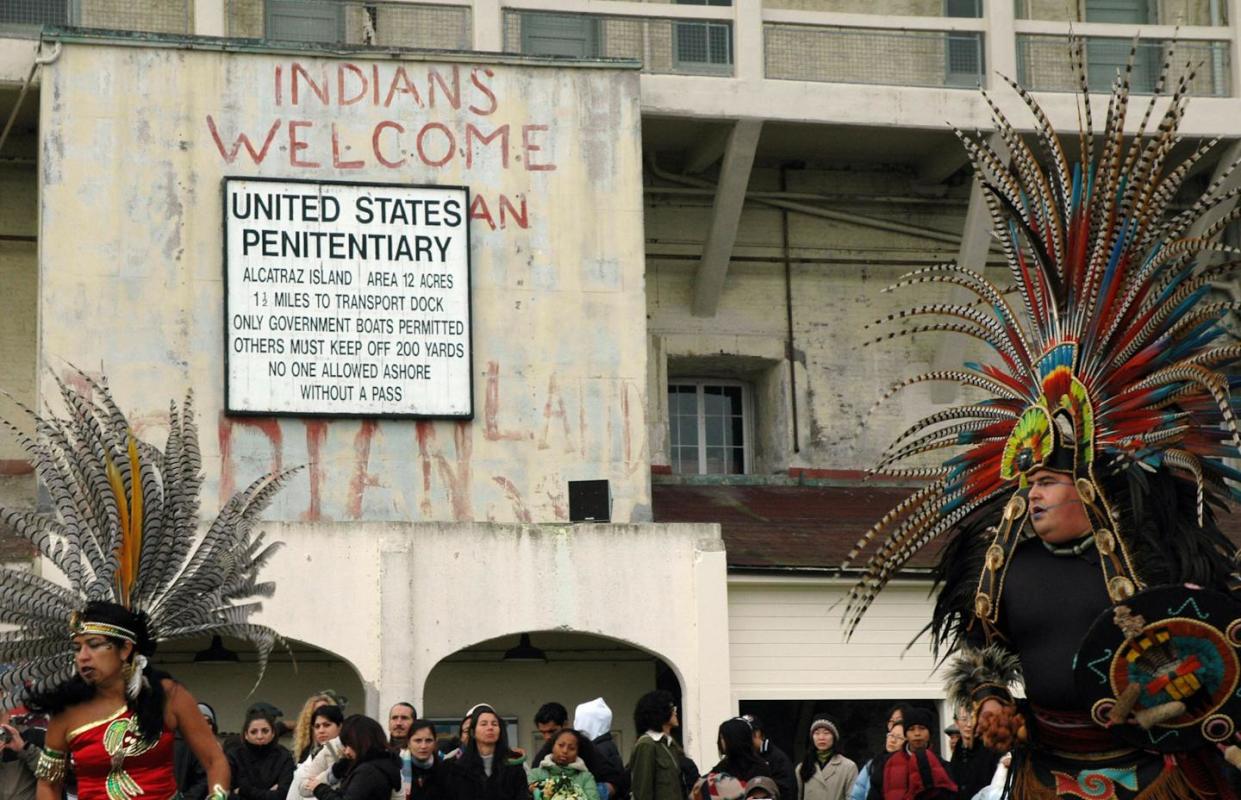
668, 379, 753, 475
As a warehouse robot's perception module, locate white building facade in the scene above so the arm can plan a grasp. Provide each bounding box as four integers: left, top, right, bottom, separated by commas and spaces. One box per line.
3, 0, 1240, 764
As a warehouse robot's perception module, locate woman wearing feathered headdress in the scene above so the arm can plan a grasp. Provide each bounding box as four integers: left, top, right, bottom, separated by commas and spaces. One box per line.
843, 38, 1241, 799
0, 374, 295, 800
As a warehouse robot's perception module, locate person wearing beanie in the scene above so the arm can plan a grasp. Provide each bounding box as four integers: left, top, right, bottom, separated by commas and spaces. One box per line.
881, 710, 955, 800
795, 718, 856, 800
745, 776, 781, 799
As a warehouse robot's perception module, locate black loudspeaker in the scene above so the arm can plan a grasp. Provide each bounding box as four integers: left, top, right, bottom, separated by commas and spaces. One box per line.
568, 480, 611, 522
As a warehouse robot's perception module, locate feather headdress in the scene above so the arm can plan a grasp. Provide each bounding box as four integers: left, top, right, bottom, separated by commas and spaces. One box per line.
843, 38, 1241, 643
0, 371, 297, 702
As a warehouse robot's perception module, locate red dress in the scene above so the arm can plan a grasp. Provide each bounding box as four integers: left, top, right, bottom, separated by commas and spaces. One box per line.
68, 706, 178, 800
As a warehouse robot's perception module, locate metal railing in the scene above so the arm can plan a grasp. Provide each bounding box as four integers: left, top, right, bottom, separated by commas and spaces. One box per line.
1017, 35, 1231, 96
226, 0, 471, 49
1, 0, 193, 34
1014, 0, 1228, 26
502, 10, 734, 76
764, 23, 985, 88
765, 0, 982, 18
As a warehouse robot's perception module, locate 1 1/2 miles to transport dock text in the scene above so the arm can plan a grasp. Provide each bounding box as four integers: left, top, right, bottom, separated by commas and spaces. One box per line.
224, 178, 473, 418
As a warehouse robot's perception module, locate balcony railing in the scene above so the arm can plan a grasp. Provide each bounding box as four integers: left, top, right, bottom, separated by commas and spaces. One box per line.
764, 0, 982, 19
765, 23, 984, 88
227, 0, 471, 49
1, 0, 192, 34
502, 10, 734, 77
1017, 35, 1231, 96
1015, 0, 1228, 26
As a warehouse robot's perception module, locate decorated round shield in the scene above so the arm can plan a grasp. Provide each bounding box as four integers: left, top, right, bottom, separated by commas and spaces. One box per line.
1074, 584, 1241, 752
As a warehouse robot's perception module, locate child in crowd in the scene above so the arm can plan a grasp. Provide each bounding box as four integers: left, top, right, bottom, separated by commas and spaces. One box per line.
529, 729, 600, 800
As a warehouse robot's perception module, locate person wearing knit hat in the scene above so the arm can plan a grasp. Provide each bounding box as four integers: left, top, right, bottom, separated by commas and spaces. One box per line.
796, 718, 856, 800
744, 776, 780, 799
882, 709, 955, 800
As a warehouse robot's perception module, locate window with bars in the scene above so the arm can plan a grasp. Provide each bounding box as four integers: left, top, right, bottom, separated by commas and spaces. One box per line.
668, 381, 750, 475
674, 0, 733, 74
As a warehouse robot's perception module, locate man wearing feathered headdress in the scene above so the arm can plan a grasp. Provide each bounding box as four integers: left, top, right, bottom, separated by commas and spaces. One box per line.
844, 39, 1241, 799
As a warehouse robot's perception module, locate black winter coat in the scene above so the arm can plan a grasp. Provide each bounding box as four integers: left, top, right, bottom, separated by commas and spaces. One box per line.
591, 733, 629, 797
230, 741, 296, 800
410, 755, 453, 800
313, 752, 402, 800
760, 741, 796, 800
448, 751, 530, 800
174, 734, 209, 800
948, 742, 999, 800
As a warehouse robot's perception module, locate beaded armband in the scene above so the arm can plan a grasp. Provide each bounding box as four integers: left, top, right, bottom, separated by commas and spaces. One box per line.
34, 747, 67, 783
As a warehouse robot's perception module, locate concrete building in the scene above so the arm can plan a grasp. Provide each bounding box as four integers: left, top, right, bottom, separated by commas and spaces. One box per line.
2, 0, 1240, 766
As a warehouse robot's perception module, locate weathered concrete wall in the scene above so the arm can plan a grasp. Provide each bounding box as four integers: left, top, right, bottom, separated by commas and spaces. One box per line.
232, 520, 728, 767
37, 41, 649, 524
645, 164, 1000, 473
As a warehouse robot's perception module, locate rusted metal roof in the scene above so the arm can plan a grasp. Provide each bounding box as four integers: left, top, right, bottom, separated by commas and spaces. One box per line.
652, 481, 1241, 573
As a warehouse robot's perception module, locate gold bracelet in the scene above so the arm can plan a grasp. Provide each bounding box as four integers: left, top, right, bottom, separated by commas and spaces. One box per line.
34, 747, 67, 783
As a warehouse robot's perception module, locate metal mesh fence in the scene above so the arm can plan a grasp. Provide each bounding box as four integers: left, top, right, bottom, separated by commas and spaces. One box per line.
1017, 35, 1230, 97
764, 23, 984, 88
503, 10, 733, 76
0, 0, 193, 34
1015, 0, 1227, 26
228, 0, 471, 49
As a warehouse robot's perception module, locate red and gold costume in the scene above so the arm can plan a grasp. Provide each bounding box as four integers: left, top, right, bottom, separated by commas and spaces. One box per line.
69, 707, 177, 800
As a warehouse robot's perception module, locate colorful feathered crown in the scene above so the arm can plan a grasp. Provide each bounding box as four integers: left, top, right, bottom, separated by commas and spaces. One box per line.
0, 370, 298, 700
843, 37, 1241, 640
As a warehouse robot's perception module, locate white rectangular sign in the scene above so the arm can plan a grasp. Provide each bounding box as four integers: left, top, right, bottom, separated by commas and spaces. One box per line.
224, 178, 472, 417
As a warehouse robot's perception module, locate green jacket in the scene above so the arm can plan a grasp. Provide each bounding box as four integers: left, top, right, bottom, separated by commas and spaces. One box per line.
626, 734, 684, 800
528, 757, 600, 800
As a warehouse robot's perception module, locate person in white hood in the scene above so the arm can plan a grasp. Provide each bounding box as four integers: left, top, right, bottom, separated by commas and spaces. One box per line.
573, 698, 628, 800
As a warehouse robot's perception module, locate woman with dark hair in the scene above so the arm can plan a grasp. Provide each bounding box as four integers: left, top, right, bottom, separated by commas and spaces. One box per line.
291, 706, 345, 800
796, 719, 856, 800
229, 710, 295, 800
292, 695, 341, 765
1, 378, 293, 800
626, 691, 685, 800
28, 601, 230, 800
446, 705, 529, 800
308, 715, 400, 800
408, 719, 451, 800
691, 717, 770, 794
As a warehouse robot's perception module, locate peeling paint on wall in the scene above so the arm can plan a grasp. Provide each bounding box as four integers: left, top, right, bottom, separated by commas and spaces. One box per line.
38, 42, 648, 523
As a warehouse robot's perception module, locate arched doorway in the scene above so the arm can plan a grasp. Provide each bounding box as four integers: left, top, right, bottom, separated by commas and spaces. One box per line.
157, 634, 366, 736
424, 631, 683, 761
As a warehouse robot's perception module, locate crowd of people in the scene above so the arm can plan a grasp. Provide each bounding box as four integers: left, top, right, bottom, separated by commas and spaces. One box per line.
2, 680, 1011, 800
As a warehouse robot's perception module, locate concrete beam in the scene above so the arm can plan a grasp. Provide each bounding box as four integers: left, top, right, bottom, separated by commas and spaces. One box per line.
916, 141, 971, 186
929, 134, 1002, 403
683, 125, 731, 174
1186, 139, 1241, 249
692, 119, 763, 317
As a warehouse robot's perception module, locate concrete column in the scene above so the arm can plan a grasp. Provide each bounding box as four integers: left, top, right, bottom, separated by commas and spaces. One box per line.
378, 535, 418, 720
194, 0, 226, 37
687, 536, 732, 768
929, 134, 1000, 403
986, 0, 1018, 84
473, 0, 504, 52
733, 0, 764, 84
692, 119, 763, 317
